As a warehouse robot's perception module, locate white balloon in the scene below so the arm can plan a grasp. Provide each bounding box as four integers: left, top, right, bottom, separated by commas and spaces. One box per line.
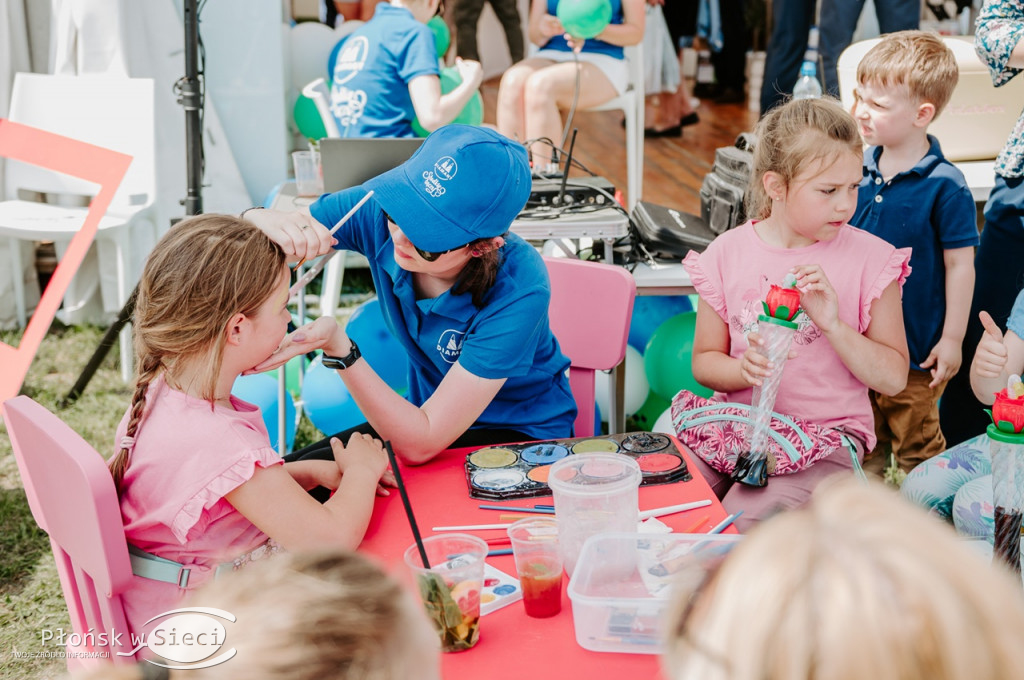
595, 346, 650, 421
289, 22, 345, 92
652, 406, 674, 435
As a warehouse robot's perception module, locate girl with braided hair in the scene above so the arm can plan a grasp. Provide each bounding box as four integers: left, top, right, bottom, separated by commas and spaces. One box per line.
109, 215, 393, 636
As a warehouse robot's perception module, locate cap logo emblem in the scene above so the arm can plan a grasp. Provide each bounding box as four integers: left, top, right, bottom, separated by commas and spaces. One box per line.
422, 170, 445, 197
434, 156, 457, 181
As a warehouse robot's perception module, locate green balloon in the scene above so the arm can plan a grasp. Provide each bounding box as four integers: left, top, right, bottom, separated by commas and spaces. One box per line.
412, 66, 483, 136
293, 93, 327, 140
632, 392, 671, 431
644, 311, 714, 400
427, 16, 451, 58
556, 0, 612, 40
267, 355, 307, 399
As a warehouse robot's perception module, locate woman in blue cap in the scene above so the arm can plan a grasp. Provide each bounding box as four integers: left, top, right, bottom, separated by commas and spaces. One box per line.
246, 125, 577, 471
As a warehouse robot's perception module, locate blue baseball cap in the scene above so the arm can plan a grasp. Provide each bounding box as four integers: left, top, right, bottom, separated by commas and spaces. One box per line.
364, 125, 531, 252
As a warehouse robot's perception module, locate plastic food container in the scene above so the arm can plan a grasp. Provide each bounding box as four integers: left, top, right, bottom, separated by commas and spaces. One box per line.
566, 532, 742, 654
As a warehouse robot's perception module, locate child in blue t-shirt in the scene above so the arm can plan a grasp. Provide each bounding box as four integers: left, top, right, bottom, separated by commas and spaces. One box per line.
330, 0, 483, 137
850, 31, 978, 474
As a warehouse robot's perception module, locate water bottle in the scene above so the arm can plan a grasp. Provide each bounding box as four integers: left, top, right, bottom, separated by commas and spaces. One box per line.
792, 60, 822, 100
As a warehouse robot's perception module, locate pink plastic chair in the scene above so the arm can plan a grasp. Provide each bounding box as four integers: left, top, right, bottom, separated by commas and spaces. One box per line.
544, 257, 637, 436
2, 396, 137, 670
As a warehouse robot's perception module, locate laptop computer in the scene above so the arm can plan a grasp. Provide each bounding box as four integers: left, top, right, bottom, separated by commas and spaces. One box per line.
319, 137, 424, 192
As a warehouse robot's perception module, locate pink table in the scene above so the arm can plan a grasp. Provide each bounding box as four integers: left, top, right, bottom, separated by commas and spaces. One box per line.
358, 436, 734, 680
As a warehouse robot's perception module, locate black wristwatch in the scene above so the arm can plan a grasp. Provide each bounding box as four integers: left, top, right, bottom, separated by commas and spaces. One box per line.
321, 340, 361, 370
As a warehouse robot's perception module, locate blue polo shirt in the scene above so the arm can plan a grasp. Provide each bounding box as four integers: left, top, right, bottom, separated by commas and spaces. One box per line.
310, 187, 577, 440
542, 0, 624, 59
851, 135, 979, 371
329, 4, 439, 138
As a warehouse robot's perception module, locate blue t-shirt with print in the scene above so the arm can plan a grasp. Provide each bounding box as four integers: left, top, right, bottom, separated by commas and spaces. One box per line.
851, 135, 979, 371
542, 0, 624, 59
329, 4, 439, 138
310, 187, 577, 440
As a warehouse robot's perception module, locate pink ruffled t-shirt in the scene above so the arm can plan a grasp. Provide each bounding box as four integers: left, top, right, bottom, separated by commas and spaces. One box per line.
114, 376, 282, 634
682, 221, 911, 451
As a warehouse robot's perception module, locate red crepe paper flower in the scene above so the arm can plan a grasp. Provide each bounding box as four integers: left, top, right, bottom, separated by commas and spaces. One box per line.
763, 284, 801, 322
991, 389, 1024, 434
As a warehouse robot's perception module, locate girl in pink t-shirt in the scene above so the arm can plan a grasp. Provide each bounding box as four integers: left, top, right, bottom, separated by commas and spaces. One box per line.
109, 215, 393, 633
681, 98, 911, 530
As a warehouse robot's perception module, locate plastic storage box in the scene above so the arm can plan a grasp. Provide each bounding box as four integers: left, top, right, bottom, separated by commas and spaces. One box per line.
566, 532, 742, 654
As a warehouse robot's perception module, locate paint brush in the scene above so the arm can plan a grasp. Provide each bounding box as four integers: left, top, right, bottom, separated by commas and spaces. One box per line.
683, 515, 710, 533
638, 499, 712, 520
479, 504, 555, 515
385, 441, 429, 568
432, 522, 513, 532
706, 511, 743, 535
289, 190, 374, 296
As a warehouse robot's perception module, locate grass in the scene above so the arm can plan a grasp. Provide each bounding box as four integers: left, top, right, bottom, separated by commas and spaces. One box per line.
0, 315, 341, 679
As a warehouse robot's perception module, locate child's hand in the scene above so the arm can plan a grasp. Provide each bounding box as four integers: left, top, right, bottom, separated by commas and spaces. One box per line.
245, 316, 346, 374
740, 332, 798, 387
454, 57, 483, 89
331, 433, 391, 487
540, 14, 563, 38
791, 264, 839, 334
974, 311, 1008, 379
740, 332, 773, 387
921, 336, 962, 388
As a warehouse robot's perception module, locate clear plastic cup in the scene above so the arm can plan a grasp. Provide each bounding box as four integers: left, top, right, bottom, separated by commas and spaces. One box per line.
403, 534, 487, 652
507, 517, 563, 618
548, 452, 641, 576
292, 150, 323, 196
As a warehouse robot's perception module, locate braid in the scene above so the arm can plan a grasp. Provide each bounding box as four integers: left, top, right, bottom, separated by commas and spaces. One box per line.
110, 355, 161, 493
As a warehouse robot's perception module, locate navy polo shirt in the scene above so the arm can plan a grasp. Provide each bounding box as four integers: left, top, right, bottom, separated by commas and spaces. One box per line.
329, 4, 439, 138
310, 187, 577, 440
851, 135, 979, 371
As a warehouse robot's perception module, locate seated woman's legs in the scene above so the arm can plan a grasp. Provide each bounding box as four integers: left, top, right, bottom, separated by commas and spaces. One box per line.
497, 58, 555, 148
498, 59, 618, 168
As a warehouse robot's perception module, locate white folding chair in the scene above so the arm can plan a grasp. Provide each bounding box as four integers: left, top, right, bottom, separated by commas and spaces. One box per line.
0, 73, 157, 381
582, 43, 644, 210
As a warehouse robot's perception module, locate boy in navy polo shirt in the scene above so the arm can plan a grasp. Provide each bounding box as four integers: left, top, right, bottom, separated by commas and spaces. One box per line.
330, 0, 483, 137
850, 31, 978, 474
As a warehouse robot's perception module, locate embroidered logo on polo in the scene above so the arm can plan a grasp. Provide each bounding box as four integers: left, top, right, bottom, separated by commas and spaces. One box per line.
437, 329, 465, 363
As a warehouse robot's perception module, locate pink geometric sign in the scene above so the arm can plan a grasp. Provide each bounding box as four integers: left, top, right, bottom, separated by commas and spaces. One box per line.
0, 119, 132, 404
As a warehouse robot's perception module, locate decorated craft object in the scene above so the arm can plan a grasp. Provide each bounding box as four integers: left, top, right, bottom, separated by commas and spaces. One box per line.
988, 377, 1024, 434
733, 275, 801, 487
760, 273, 802, 328
987, 376, 1024, 575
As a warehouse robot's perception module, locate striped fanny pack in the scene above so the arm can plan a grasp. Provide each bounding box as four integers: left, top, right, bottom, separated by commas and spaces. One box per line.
669, 389, 849, 476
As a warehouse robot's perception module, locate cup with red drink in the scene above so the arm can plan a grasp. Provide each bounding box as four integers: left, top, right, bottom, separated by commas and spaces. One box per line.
507, 518, 563, 618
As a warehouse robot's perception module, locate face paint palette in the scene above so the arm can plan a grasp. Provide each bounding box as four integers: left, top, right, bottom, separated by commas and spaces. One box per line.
464, 432, 692, 500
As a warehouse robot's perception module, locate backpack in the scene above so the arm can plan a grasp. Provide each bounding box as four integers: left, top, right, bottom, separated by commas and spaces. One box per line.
700, 132, 756, 235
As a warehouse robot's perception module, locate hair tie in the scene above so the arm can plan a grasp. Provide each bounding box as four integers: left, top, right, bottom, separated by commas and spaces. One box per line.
120, 436, 136, 451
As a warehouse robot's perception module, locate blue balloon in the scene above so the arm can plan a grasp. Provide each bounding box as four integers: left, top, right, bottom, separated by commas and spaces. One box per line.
232, 373, 297, 452
628, 295, 694, 352
346, 298, 408, 390
302, 358, 366, 435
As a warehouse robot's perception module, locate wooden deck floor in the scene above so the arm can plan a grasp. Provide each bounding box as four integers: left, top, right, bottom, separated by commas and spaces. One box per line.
480, 79, 760, 215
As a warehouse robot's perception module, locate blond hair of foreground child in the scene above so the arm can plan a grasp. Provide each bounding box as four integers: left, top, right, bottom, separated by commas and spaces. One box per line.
663, 479, 1024, 680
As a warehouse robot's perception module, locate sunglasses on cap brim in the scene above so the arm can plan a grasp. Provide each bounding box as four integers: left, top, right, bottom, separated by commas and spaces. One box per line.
383, 210, 467, 262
